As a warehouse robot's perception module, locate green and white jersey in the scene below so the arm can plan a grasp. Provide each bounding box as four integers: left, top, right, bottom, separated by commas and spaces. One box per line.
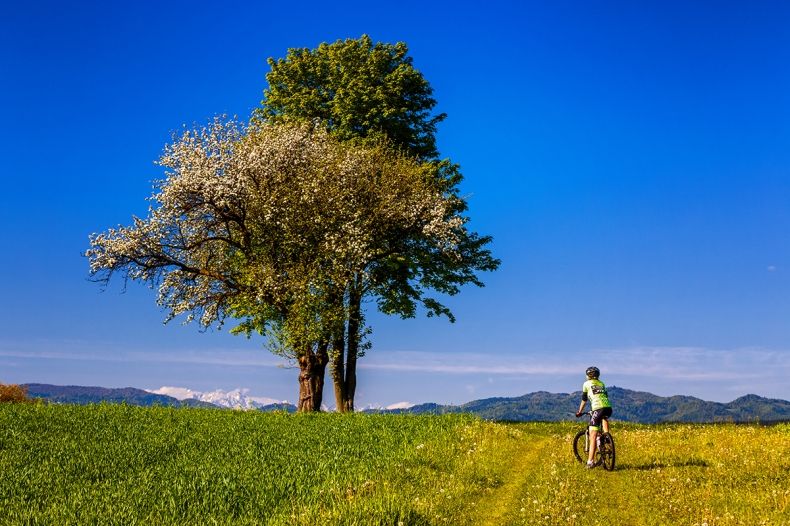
582, 379, 612, 410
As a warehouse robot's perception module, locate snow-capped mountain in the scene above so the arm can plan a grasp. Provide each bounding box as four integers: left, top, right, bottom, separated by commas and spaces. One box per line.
149, 386, 288, 410
148, 387, 411, 411
359, 401, 416, 411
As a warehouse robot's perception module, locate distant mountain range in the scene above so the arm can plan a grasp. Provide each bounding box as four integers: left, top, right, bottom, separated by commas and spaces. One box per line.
149, 387, 293, 411
22, 384, 299, 412
19, 384, 790, 423
23, 384, 218, 408
387, 387, 790, 423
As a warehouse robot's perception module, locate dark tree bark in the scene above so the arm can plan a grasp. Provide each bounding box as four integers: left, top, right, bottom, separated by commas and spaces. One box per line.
297, 342, 328, 412
331, 320, 347, 412
331, 281, 362, 412
343, 285, 362, 412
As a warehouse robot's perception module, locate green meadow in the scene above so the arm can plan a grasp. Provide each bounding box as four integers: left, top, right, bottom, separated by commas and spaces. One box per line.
0, 404, 787, 525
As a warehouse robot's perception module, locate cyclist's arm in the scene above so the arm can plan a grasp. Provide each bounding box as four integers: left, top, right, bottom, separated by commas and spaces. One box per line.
576, 392, 587, 416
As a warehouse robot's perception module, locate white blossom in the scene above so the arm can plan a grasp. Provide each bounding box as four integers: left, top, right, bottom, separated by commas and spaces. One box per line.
87, 119, 481, 339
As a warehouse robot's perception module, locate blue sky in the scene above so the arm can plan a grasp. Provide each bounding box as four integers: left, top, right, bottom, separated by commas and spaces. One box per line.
2, 1, 789, 407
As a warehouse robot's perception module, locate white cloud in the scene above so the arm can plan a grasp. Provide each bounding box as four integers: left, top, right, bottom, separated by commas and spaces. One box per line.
361, 346, 789, 382
592, 346, 787, 381
386, 401, 414, 410
359, 353, 579, 375
357, 346, 790, 402
4, 337, 789, 405
150, 386, 199, 400
10, 341, 784, 387
0, 340, 287, 368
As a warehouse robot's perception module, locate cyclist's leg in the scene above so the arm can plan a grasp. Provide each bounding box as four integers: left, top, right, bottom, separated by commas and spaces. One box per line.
587, 410, 603, 464
601, 407, 612, 434
587, 427, 598, 463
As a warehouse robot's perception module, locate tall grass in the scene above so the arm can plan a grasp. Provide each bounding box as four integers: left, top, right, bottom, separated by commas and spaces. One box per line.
1, 405, 787, 525
0, 404, 506, 525
503, 421, 790, 526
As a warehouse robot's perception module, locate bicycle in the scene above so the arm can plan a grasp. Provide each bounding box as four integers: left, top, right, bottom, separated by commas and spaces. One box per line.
573, 411, 616, 471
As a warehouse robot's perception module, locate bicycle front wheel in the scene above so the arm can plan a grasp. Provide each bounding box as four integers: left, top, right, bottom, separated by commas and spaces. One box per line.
599, 433, 616, 471
572, 429, 587, 463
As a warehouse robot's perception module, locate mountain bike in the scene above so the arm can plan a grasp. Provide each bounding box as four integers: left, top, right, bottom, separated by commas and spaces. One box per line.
573, 412, 616, 471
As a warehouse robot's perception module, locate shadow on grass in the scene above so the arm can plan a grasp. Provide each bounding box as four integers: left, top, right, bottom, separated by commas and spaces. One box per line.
617, 458, 709, 471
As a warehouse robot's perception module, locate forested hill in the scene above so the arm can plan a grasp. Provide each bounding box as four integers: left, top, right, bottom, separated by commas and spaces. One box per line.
22, 384, 216, 408
391, 387, 790, 423
18, 384, 790, 423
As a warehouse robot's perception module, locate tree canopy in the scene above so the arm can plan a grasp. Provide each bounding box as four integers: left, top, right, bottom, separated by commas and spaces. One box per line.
256, 34, 446, 160
89, 36, 499, 411
254, 36, 499, 410
86, 119, 490, 410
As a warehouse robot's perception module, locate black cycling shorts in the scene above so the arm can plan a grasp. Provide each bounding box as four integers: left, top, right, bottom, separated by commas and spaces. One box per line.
589, 407, 612, 429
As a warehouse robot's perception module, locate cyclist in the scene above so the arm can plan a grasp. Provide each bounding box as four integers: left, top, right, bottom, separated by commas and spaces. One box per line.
575, 366, 612, 469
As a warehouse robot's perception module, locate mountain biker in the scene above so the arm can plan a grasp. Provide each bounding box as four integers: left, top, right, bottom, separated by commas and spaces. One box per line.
576, 366, 612, 469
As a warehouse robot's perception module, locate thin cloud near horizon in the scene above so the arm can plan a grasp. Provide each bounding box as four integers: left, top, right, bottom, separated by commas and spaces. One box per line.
361, 346, 787, 381
3, 341, 788, 405
2, 341, 786, 383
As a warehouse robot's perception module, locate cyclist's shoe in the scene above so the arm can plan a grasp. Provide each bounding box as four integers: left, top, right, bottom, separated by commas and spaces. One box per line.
586, 461, 595, 469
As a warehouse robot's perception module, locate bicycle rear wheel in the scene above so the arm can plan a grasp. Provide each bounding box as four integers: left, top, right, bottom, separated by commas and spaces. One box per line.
572, 429, 587, 463
599, 433, 616, 471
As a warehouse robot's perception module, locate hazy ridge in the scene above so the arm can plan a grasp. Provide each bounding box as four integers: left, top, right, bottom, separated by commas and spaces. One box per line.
20, 384, 790, 423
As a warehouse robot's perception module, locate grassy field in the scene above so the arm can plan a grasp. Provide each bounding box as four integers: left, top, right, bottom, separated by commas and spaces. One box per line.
0, 404, 788, 525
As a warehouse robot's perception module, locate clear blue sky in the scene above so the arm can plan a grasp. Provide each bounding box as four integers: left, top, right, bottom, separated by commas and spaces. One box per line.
2, 1, 789, 407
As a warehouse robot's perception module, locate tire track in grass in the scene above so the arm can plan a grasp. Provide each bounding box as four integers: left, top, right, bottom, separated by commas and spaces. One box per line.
469, 432, 554, 526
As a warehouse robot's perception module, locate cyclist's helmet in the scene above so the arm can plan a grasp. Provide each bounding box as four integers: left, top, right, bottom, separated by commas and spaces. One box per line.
585, 366, 600, 379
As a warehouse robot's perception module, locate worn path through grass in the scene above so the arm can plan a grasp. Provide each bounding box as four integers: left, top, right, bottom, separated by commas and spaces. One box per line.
494, 422, 790, 526
456, 424, 557, 526
473, 436, 553, 526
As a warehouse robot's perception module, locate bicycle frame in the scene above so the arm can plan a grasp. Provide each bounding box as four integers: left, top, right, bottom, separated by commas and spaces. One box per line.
573, 411, 616, 471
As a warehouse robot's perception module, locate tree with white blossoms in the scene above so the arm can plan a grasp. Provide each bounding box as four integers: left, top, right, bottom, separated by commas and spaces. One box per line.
87, 118, 497, 411
253, 35, 500, 411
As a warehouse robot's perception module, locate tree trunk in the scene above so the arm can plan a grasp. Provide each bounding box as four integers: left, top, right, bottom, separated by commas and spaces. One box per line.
332, 323, 347, 412
297, 343, 328, 412
342, 285, 361, 412
314, 341, 329, 408
329, 281, 363, 413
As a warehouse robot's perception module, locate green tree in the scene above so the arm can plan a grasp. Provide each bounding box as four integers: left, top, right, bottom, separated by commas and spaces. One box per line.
256, 36, 499, 411
256, 34, 445, 161
87, 119, 474, 411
